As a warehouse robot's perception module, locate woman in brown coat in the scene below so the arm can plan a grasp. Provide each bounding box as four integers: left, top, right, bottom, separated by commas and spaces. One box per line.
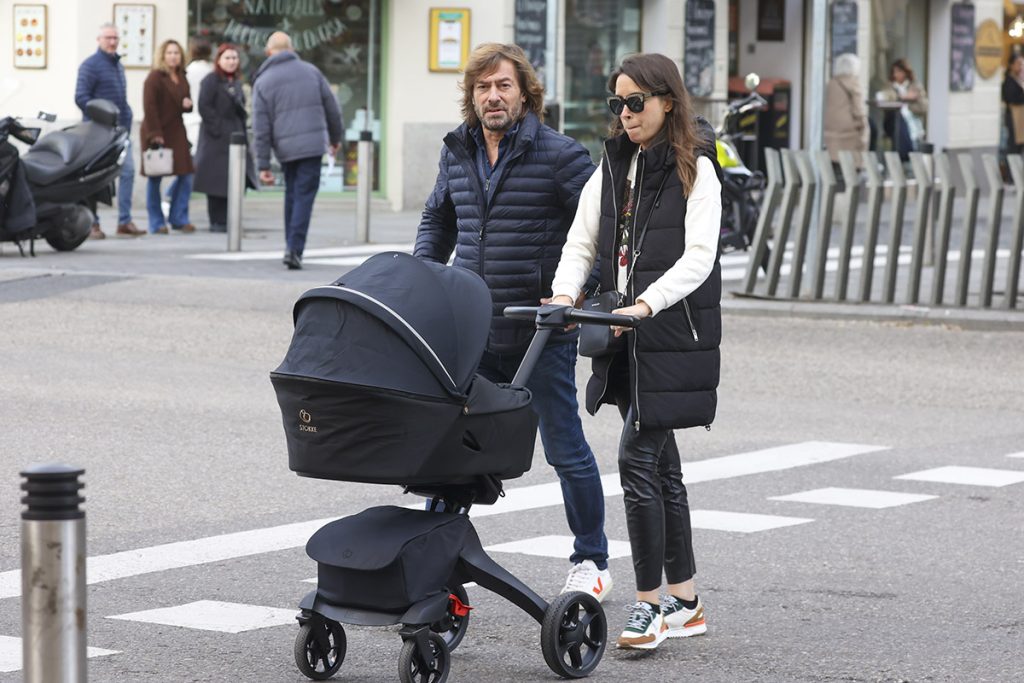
141, 39, 195, 234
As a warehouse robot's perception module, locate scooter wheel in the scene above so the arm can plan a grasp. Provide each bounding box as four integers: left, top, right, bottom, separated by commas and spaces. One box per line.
541, 591, 606, 679
44, 205, 92, 252
398, 631, 450, 683
294, 618, 346, 680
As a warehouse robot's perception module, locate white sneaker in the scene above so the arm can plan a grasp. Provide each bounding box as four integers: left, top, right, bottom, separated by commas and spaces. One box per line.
617, 601, 665, 650
661, 595, 707, 638
560, 560, 613, 603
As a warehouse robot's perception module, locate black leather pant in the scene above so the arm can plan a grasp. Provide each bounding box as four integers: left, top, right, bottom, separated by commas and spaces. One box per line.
610, 359, 696, 592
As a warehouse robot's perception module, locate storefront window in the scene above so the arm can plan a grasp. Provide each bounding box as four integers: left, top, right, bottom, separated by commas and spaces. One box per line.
563, 0, 642, 159
868, 1, 928, 99
189, 0, 382, 193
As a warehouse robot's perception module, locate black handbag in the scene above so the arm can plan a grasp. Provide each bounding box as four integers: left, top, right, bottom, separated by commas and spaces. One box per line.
578, 289, 625, 358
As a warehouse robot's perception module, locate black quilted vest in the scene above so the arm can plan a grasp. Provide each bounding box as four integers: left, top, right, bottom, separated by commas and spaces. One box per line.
584, 127, 723, 430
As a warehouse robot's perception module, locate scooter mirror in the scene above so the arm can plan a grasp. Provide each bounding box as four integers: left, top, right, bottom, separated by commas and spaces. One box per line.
13, 125, 40, 145
744, 73, 761, 92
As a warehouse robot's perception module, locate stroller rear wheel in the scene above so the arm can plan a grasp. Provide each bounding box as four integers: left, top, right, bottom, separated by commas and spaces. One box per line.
541, 591, 607, 679
430, 584, 470, 651
294, 618, 346, 680
398, 631, 450, 683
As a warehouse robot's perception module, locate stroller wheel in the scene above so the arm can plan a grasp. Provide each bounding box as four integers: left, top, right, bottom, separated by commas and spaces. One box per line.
398, 631, 450, 683
541, 591, 607, 679
294, 618, 346, 680
430, 584, 470, 652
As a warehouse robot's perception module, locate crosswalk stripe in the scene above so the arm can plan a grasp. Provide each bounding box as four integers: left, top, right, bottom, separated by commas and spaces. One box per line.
0, 441, 885, 600
185, 243, 413, 261
1007, 452, 1024, 459
690, 510, 813, 533
107, 600, 297, 634
486, 535, 633, 560
895, 466, 1024, 487
0, 635, 118, 673
769, 487, 937, 509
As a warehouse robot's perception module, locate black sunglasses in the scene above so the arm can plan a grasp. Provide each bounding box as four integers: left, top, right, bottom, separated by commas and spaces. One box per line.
607, 91, 669, 115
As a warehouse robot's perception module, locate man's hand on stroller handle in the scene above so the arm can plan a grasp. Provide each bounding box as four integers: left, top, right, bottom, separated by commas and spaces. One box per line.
503, 302, 641, 330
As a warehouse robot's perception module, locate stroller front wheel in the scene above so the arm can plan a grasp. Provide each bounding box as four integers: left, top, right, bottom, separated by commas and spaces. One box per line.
294, 618, 346, 680
541, 591, 607, 679
430, 584, 471, 652
398, 631, 450, 683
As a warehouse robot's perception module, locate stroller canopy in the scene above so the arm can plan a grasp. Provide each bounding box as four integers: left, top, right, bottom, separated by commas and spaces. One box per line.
274, 252, 492, 399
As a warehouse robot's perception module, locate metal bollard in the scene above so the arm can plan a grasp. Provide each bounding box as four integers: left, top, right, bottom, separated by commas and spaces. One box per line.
978, 155, 1004, 308
1005, 155, 1024, 309
355, 130, 373, 243
742, 147, 783, 294
953, 154, 980, 307
930, 153, 955, 306
907, 153, 933, 304
881, 152, 908, 303
765, 149, 800, 296
787, 151, 818, 298
226, 131, 246, 253
21, 464, 87, 683
858, 153, 884, 302
812, 151, 839, 299
834, 151, 861, 301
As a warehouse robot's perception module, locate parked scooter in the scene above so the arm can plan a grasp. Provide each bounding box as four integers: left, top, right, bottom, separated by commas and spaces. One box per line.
716, 74, 768, 267
0, 99, 128, 256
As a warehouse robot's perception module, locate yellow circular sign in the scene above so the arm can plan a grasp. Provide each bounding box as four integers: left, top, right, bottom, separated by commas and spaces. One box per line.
976, 19, 1004, 79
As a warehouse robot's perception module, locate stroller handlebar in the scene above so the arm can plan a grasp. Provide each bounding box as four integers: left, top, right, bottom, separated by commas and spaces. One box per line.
503, 304, 640, 329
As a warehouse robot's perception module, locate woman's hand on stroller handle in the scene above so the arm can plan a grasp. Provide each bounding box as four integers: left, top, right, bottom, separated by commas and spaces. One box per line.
502, 303, 641, 329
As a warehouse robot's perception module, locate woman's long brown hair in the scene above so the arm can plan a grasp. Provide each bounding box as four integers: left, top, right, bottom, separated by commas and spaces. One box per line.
607, 53, 700, 195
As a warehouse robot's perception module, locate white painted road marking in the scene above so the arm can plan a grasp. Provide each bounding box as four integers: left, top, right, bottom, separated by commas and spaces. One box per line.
769, 487, 938, 509
108, 600, 297, 633
0, 441, 886, 600
895, 466, 1024, 487
486, 535, 633, 560
690, 510, 813, 533
0, 635, 118, 673
186, 244, 413, 261
1007, 452, 1024, 459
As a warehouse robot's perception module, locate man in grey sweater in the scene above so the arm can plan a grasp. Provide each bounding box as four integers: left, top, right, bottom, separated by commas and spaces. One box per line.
252, 32, 342, 269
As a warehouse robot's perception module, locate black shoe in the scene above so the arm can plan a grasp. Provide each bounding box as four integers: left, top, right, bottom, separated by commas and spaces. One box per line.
283, 251, 302, 270
209, 223, 226, 233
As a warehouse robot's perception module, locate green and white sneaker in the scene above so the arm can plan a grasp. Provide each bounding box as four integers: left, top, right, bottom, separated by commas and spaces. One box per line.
617, 601, 665, 650
661, 595, 707, 638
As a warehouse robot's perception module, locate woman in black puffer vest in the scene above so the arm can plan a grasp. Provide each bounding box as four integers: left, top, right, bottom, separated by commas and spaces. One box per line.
551, 53, 722, 651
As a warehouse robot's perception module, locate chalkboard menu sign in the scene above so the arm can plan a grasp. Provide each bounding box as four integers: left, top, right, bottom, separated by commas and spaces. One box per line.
684, 0, 715, 97
830, 1, 858, 68
949, 2, 975, 92
514, 0, 547, 72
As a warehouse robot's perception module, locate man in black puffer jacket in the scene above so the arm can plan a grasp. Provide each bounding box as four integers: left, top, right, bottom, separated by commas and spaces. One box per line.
415, 43, 614, 601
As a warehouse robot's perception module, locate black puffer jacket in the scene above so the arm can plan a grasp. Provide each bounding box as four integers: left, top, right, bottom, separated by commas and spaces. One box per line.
414, 112, 595, 352
586, 124, 723, 430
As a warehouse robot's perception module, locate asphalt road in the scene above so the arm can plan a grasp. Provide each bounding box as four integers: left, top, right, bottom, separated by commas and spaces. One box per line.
1, 221, 1022, 682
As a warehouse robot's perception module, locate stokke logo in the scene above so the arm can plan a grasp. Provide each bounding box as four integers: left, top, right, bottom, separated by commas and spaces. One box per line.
298, 409, 317, 433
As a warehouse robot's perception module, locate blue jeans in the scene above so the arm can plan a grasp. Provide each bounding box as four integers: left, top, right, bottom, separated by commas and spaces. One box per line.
478, 339, 608, 569
146, 173, 192, 232
282, 156, 322, 255
117, 140, 134, 225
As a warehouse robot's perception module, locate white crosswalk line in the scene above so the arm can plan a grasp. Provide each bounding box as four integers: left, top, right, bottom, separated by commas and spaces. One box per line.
769, 487, 937, 509
1007, 452, 1024, 459
0, 635, 118, 673
186, 244, 412, 261
895, 466, 1024, 487
690, 510, 813, 533
486, 535, 633, 559
107, 600, 297, 634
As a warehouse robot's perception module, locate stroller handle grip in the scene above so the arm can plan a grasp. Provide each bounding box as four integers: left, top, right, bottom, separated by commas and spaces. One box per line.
503, 304, 640, 329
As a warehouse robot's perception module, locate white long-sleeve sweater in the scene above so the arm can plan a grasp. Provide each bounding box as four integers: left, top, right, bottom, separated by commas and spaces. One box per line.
551, 154, 722, 317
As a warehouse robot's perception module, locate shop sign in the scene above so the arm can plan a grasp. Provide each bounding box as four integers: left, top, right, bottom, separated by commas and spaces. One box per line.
221, 0, 347, 53
830, 0, 858, 68
684, 0, 715, 98
950, 2, 975, 92
974, 19, 1003, 80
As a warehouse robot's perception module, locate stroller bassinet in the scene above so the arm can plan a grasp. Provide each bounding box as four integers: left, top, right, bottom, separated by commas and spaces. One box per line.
270, 252, 538, 488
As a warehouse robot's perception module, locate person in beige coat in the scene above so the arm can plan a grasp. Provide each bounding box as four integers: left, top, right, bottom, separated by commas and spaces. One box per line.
824, 53, 868, 163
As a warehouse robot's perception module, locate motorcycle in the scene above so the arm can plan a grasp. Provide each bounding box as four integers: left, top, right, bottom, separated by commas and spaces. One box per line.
716, 74, 769, 269
0, 99, 128, 256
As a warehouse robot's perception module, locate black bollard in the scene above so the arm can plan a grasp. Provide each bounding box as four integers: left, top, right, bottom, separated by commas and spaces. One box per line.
21, 464, 87, 682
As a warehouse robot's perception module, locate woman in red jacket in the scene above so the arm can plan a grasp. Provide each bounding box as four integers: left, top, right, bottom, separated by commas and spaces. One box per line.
140, 39, 195, 234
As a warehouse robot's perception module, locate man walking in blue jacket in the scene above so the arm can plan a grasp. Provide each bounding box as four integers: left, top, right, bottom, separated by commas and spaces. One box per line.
75, 22, 144, 239
252, 32, 343, 270
415, 43, 613, 602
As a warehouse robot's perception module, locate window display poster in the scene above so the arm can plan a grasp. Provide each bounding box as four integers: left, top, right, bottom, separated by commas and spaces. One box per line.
114, 4, 156, 68
830, 1, 858, 66
13, 4, 47, 69
429, 8, 470, 72
757, 0, 785, 42
949, 2, 975, 92
684, 0, 715, 97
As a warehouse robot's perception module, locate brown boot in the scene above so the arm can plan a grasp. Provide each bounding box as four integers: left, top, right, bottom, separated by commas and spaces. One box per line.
88, 223, 106, 240
116, 222, 145, 237
172, 223, 196, 234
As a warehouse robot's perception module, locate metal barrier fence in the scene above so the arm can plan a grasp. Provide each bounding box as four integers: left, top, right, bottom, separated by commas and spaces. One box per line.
740, 149, 1024, 310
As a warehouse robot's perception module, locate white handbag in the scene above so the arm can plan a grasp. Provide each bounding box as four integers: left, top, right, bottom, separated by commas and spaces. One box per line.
143, 147, 174, 176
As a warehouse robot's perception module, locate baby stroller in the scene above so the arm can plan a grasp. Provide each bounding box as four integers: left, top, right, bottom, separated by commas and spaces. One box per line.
268, 253, 634, 679
270, 252, 637, 682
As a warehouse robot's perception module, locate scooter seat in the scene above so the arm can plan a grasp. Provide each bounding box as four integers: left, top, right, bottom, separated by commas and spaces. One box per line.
21, 122, 117, 186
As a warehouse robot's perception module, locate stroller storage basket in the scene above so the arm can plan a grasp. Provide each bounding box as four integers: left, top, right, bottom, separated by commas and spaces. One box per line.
307, 506, 471, 612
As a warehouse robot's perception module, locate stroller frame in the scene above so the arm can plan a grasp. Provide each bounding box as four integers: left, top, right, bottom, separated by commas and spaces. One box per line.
291, 304, 639, 682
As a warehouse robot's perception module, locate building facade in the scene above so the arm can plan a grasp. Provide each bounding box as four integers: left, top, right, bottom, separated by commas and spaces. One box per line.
0, 0, 1012, 211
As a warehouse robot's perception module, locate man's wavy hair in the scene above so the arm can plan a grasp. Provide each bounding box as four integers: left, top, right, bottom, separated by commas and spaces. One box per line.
607, 53, 700, 196
460, 43, 545, 127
